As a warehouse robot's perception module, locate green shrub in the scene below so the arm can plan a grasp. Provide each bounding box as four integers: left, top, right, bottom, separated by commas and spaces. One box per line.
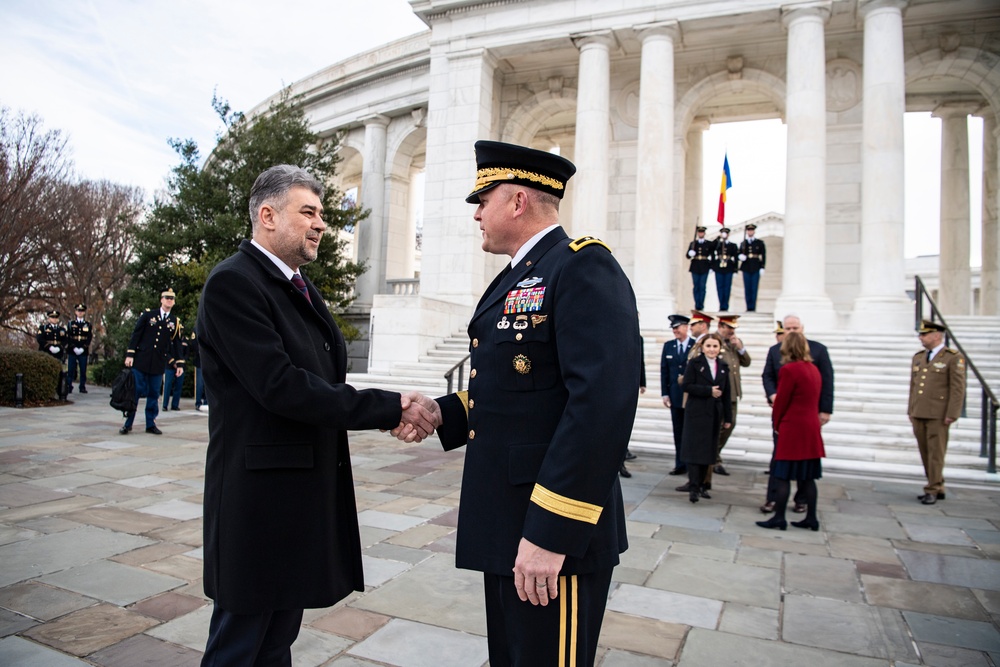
90, 359, 125, 387
0, 347, 62, 405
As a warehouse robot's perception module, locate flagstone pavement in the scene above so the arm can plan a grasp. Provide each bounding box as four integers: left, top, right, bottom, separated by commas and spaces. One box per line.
1, 389, 999, 666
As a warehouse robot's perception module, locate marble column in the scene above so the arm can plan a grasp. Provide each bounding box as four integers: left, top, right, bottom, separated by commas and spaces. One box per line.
775, 2, 836, 329
980, 112, 999, 316
681, 119, 709, 313
634, 22, 679, 325
572, 32, 614, 238
852, 0, 911, 332
355, 114, 390, 306
934, 103, 979, 315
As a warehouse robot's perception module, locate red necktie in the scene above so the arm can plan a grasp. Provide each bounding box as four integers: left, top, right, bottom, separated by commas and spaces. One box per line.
291, 274, 312, 304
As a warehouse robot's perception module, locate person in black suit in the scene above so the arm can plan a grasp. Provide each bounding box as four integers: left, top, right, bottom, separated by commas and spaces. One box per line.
680, 333, 732, 503
197, 165, 436, 667
121, 289, 184, 435
661, 314, 692, 475
738, 223, 766, 311
687, 226, 715, 310
760, 314, 834, 512
712, 227, 739, 311
402, 141, 640, 667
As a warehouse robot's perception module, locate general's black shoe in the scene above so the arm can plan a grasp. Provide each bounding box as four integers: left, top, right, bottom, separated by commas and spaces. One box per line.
669, 467, 687, 476
146, 426, 163, 435
713, 464, 730, 476
119, 426, 130, 435
618, 463, 632, 478
79, 387, 87, 393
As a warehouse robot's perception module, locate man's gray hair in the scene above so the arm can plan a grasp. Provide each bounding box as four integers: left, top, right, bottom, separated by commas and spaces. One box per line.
249, 165, 324, 228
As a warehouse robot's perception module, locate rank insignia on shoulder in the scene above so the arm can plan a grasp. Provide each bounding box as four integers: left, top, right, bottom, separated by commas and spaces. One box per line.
517, 276, 543, 288
513, 354, 531, 375
569, 236, 612, 253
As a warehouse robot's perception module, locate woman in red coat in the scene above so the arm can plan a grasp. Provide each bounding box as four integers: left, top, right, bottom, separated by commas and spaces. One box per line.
757, 332, 825, 531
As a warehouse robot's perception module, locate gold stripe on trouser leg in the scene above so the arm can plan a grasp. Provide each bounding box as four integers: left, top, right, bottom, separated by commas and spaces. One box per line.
557, 575, 578, 666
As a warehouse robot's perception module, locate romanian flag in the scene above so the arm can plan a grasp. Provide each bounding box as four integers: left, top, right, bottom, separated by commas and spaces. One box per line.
716, 154, 732, 224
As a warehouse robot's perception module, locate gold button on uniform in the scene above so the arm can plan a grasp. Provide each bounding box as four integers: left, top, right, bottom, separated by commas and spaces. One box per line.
469, 430, 476, 439
515, 333, 523, 341
472, 338, 479, 348
470, 369, 477, 379
468, 399, 475, 409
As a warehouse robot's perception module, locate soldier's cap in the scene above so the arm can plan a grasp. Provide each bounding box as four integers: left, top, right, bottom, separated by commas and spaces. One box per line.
718, 314, 740, 328
719, 227, 730, 234
668, 314, 690, 329
917, 319, 946, 334
696, 226, 707, 232
161, 288, 176, 298
773, 320, 785, 334
689, 310, 714, 324
746, 223, 758, 231
74, 303, 86, 311
46, 310, 60, 318
466, 140, 576, 204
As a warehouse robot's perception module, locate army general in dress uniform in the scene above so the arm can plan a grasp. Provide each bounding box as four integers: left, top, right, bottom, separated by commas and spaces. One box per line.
121, 288, 184, 435
908, 320, 967, 505
414, 141, 640, 666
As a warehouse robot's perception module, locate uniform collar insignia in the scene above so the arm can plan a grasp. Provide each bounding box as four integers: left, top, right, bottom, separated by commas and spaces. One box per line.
516, 276, 543, 288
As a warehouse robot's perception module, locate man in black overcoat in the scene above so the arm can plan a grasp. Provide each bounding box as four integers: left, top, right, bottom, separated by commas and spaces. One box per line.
401, 141, 640, 666
197, 165, 436, 666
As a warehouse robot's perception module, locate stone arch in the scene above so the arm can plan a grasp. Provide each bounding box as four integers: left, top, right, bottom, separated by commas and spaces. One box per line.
500, 89, 578, 146
675, 68, 787, 136
384, 121, 427, 281
905, 46, 1000, 124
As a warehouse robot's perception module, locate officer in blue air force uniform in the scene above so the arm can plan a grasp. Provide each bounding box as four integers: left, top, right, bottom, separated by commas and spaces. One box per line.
430, 141, 640, 666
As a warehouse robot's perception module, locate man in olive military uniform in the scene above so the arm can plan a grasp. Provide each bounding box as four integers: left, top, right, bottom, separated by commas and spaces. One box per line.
687, 226, 715, 310
121, 288, 184, 435
738, 223, 766, 311
711, 227, 739, 312
36, 310, 68, 362
703, 314, 751, 484
67, 303, 93, 393
908, 320, 967, 505
405, 141, 640, 666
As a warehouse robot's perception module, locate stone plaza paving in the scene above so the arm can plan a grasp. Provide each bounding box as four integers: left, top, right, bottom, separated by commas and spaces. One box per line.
1, 389, 999, 666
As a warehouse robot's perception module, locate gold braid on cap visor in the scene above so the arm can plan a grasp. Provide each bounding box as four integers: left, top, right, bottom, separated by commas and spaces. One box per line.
473, 167, 565, 192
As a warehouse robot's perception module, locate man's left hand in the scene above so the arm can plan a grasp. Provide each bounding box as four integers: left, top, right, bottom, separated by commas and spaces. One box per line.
513, 537, 565, 606
175, 367, 184, 378
819, 412, 831, 426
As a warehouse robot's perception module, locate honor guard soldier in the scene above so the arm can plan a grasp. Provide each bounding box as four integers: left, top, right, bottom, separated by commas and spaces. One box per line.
67, 303, 93, 393
36, 310, 67, 362
421, 140, 640, 666
738, 223, 766, 311
687, 226, 715, 310
712, 227, 739, 311
908, 320, 967, 505
121, 288, 184, 435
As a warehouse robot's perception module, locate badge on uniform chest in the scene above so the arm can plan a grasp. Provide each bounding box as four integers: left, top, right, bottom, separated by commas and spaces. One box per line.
504, 286, 546, 314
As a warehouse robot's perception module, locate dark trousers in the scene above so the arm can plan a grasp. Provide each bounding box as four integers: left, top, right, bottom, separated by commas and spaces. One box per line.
669, 406, 686, 468
67, 352, 88, 389
163, 370, 183, 410
484, 569, 613, 667
195, 367, 207, 408
691, 271, 709, 310
714, 271, 734, 311
201, 605, 303, 667
742, 270, 761, 311
124, 370, 161, 430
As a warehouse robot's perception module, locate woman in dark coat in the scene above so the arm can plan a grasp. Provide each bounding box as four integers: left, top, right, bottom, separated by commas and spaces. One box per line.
680, 333, 732, 503
757, 331, 826, 531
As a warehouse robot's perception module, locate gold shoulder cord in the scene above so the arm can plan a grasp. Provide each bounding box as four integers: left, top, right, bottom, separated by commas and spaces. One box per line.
569, 236, 612, 253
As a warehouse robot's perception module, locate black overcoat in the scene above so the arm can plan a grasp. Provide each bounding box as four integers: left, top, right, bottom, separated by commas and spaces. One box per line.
197, 240, 402, 613
761, 339, 835, 414
680, 354, 732, 465
435, 227, 640, 576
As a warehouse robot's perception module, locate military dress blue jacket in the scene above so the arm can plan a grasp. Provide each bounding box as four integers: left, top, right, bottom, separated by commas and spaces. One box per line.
435, 227, 640, 576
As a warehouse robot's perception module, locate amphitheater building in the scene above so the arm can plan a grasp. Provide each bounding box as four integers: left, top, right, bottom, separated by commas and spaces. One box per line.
253, 0, 1000, 372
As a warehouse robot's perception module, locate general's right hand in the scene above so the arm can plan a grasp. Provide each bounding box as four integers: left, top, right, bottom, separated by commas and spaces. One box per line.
124, 357, 133, 368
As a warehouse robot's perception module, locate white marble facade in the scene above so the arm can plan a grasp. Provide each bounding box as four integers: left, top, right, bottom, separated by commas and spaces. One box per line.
254, 0, 1000, 370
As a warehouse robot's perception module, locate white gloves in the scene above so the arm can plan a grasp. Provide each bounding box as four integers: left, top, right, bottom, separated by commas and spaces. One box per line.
74, 348, 84, 356
688, 250, 696, 258
49, 346, 60, 354
760, 268, 765, 275
738, 253, 747, 261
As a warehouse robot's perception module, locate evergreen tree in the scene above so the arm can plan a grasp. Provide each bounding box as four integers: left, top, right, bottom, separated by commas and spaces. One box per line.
121, 90, 366, 341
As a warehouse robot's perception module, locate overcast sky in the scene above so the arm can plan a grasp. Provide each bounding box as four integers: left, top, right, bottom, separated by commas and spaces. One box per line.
2, 0, 984, 264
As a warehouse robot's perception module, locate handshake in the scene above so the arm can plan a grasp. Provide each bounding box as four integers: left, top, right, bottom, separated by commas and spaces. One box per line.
393, 391, 444, 443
